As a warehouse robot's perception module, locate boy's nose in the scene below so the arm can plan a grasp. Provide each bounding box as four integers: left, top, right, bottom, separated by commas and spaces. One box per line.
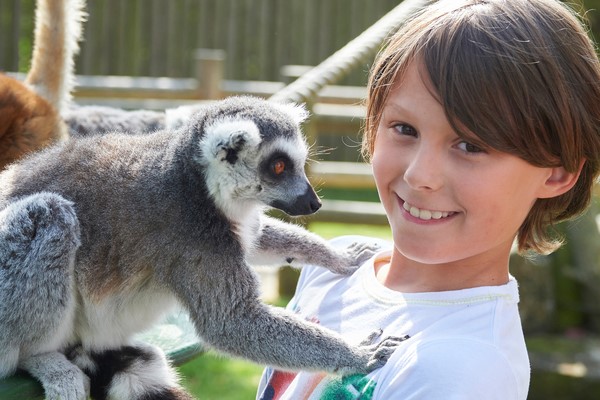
403, 146, 444, 191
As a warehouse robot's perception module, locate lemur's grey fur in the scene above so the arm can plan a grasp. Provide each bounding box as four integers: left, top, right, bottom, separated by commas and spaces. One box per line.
63, 103, 200, 137
0, 96, 403, 400
64, 104, 167, 137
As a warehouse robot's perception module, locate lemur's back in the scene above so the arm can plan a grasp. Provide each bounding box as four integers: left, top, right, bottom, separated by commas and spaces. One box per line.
0, 130, 225, 287
3, 131, 180, 196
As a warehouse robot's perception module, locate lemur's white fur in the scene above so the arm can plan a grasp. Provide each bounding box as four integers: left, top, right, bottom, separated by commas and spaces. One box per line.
198, 118, 264, 252
76, 283, 178, 350
165, 105, 203, 131
199, 117, 263, 217
271, 102, 310, 125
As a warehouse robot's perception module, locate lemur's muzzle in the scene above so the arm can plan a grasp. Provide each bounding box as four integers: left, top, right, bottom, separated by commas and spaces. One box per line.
271, 181, 322, 216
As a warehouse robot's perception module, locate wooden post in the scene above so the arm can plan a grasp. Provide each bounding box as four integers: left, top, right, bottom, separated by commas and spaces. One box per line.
194, 48, 225, 100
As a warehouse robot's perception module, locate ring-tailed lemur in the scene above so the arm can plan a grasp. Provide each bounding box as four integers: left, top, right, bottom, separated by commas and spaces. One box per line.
0, 96, 404, 400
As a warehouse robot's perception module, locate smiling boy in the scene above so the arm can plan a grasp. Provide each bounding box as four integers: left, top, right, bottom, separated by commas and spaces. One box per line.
257, 0, 600, 398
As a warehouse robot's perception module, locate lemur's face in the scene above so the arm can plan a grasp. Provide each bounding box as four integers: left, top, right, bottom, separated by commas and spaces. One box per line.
255, 134, 321, 216
198, 98, 320, 220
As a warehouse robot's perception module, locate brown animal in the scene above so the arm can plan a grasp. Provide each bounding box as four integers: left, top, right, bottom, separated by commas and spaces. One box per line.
0, 74, 68, 170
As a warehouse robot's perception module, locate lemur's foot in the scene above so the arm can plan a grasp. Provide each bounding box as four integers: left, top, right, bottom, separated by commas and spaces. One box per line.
20, 352, 89, 400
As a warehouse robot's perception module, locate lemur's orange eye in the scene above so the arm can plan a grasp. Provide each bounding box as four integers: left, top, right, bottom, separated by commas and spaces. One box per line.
273, 160, 286, 175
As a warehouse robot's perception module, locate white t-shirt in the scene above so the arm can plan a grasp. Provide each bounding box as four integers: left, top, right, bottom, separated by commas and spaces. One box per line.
256, 236, 530, 400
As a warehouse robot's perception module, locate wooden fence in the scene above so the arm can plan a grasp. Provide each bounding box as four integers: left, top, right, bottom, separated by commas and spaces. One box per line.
0, 0, 405, 84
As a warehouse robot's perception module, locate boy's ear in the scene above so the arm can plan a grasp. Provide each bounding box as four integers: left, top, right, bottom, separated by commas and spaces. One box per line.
537, 160, 584, 199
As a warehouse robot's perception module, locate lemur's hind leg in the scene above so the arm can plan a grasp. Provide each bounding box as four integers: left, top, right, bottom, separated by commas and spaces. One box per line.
69, 342, 193, 400
0, 193, 84, 398
21, 352, 90, 400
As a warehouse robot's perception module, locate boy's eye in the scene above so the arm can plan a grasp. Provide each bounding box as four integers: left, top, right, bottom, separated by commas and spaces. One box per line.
272, 159, 286, 175
393, 124, 417, 137
457, 141, 484, 154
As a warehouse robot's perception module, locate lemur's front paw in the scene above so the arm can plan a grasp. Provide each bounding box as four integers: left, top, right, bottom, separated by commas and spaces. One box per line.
335, 241, 381, 275
358, 329, 410, 373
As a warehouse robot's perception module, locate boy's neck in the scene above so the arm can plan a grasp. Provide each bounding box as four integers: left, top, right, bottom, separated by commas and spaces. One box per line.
374, 247, 511, 293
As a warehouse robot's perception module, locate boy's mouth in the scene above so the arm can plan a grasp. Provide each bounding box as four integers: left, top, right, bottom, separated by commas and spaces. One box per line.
401, 200, 456, 221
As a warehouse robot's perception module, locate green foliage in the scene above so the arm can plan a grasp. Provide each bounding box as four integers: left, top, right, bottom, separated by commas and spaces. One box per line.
581, 0, 600, 42
317, 187, 381, 203
16, 1, 34, 73
309, 221, 392, 240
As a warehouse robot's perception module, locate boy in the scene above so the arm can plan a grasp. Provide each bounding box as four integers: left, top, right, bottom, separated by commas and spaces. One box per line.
257, 0, 600, 398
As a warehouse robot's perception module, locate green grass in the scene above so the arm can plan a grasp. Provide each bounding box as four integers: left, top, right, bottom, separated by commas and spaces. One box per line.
178, 352, 265, 399
176, 221, 391, 398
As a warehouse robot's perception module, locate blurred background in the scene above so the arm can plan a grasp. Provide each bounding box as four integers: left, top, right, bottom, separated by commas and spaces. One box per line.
1, 1, 600, 399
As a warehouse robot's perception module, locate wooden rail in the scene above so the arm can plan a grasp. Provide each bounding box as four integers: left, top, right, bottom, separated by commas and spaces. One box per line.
310, 161, 375, 189
308, 161, 387, 225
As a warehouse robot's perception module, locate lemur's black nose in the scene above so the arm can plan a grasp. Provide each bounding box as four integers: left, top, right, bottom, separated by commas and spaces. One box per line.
292, 185, 321, 216
271, 182, 322, 216
308, 197, 322, 213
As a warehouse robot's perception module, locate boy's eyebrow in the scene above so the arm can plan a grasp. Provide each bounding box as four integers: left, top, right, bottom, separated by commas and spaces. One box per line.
383, 98, 413, 116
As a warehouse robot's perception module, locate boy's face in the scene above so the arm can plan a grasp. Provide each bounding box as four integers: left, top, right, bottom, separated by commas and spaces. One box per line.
371, 61, 557, 277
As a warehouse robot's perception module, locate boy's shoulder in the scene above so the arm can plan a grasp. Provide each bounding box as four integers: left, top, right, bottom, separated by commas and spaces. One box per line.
375, 335, 528, 399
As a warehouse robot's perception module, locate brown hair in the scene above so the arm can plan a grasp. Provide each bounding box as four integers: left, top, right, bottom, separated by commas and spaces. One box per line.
363, 0, 600, 254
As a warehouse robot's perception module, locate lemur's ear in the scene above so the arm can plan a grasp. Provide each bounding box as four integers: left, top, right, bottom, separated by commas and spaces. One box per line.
165, 104, 208, 130
272, 102, 309, 125
200, 118, 261, 165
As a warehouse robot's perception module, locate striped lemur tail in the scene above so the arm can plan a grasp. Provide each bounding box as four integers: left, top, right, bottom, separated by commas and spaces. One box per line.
25, 0, 86, 114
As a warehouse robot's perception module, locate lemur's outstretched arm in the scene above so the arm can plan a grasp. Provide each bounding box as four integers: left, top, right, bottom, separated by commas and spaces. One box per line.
167, 237, 402, 375
247, 215, 380, 274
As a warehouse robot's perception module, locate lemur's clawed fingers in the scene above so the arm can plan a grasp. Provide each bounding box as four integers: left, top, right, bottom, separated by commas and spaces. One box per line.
335, 241, 381, 275
358, 331, 410, 372
359, 328, 383, 346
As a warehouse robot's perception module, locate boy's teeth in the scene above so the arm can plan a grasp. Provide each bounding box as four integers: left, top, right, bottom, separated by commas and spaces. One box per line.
403, 201, 449, 220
